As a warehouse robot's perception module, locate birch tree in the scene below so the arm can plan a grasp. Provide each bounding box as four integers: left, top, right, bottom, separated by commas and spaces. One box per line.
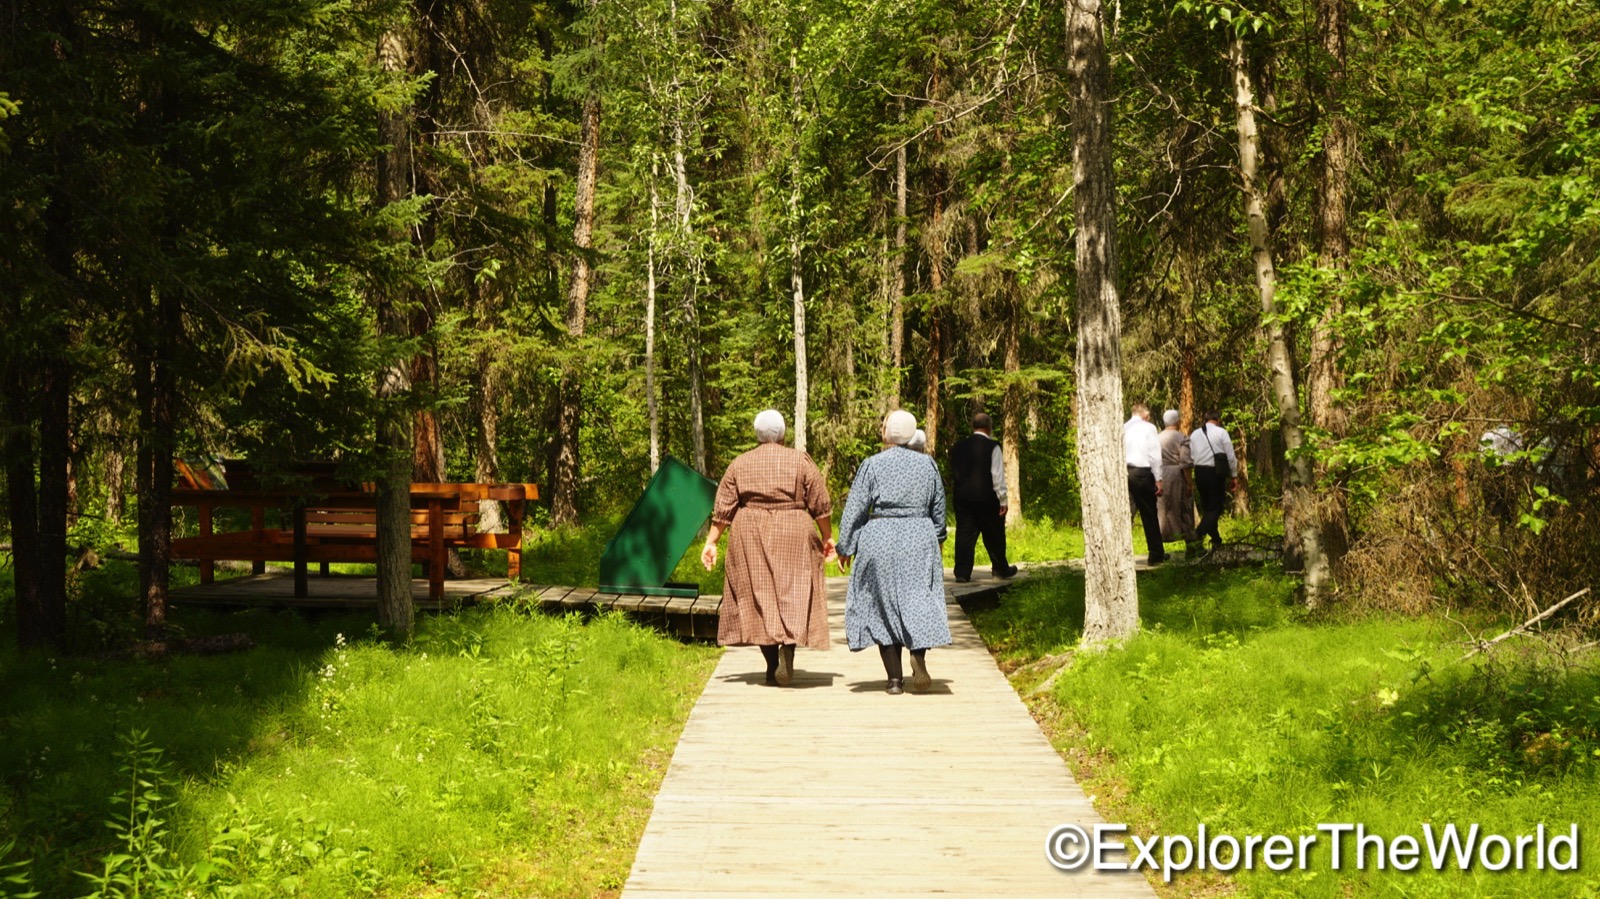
1229, 32, 1333, 608
1068, 0, 1139, 647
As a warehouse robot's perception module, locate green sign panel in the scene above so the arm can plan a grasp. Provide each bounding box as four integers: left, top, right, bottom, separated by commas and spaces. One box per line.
598, 456, 717, 598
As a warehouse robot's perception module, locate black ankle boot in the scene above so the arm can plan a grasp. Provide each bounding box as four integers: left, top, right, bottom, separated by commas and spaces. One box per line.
760, 645, 780, 685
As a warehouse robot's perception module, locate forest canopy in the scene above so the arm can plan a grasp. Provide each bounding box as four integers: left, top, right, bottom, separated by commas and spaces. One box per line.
1, 0, 1596, 645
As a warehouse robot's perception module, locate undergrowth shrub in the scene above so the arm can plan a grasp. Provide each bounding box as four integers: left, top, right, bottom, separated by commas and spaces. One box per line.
1, 601, 717, 897
1343, 451, 1597, 624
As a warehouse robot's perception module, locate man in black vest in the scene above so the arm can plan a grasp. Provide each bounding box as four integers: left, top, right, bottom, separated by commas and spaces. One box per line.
949, 412, 1017, 582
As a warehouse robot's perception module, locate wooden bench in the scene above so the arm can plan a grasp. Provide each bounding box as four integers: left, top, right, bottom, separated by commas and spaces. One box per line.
170, 460, 539, 602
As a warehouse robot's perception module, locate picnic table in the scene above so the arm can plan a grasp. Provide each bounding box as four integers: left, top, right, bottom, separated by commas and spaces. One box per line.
170, 460, 539, 602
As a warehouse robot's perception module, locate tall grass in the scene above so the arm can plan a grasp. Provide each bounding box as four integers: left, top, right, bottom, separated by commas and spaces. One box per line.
0, 591, 718, 897
971, 567, 1600, 897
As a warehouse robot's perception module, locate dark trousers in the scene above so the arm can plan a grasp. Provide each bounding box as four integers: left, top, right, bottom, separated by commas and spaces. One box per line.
953, 498, 1009, 577
1127, 466, 1164, 560
1193, 465, 1227, 547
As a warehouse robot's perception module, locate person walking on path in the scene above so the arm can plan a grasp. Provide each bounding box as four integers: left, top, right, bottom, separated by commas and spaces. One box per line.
1189, 410, 1239, 554
838, 409, 952, 694
702, 409, 835, 686
1124, 403, 1166, 564
1158, 409, 1200, 555
948, 412, 1016, 582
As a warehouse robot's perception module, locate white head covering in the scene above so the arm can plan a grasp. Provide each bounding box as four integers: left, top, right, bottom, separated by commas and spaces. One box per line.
1163, 409, 1181, 427
908, 428, 928, 452
753, 409, 786, 444
882, 409, 917, 446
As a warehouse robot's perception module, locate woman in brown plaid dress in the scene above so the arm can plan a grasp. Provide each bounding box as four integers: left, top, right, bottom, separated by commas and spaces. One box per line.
701, 410, 835, 686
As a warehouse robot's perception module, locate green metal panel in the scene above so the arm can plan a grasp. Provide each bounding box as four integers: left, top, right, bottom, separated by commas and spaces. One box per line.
598, 456, 716, 596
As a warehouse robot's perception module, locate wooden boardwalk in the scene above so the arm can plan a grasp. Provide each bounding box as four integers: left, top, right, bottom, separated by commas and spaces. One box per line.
170, 574, 722, 635
623, 572, 1154, 897
170, 572, 522, 611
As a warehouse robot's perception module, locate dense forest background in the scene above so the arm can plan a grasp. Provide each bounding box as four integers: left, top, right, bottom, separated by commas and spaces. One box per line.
2, 0, 1597, 646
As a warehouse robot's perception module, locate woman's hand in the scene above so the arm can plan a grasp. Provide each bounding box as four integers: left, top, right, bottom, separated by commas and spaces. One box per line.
701, 541, 718, 570
836, 553, 851, 573
822, 538, 837, 564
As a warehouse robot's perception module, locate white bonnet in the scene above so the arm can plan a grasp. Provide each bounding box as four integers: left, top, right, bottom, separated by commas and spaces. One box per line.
753, 409, 786, 444
882, 410, 917, 445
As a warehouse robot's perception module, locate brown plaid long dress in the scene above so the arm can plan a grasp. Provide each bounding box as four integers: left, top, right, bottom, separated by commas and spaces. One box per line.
713, 442, 833, 649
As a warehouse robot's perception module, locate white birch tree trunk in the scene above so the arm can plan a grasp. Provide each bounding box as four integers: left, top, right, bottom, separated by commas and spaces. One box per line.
891, 100, 907, 410
646, 162, 661, 474
789, 52, 808, 454
1068, 0, 1139, 648
1230, 33, 1332, 608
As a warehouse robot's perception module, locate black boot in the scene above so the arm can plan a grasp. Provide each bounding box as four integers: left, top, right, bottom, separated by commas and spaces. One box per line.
879, 644, 904, 694
760, 645, 780, 686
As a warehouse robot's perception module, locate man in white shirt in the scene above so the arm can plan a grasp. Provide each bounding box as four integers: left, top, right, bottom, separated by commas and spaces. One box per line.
1189, 410, 1238, 553
1123, 403, 1165, 564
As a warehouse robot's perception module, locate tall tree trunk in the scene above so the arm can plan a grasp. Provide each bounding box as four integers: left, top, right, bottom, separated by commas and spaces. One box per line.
3, 349, 46, 650
646, 164, 662, 474
1231, 34, 1331, 608
1308, 0, 1352, 567
1003, 278, 1023, 526
673, 111, 707, 474
1068, 0, 1139, 648
473, 357, 505, 533
104, 437, 126, 525
789, 54, 808, 455
411, 349, 446, 482
890, 99, 907, 409
790, 226, 808, 454
470, 269, 505, 533
668, 0, 706, 474
136, 287, 175, 641
924, 185, 945, 454
36, 231, 73, 649
553, 89, 600, 523
375, 26, 416, 636
1179, 273, 1197, 431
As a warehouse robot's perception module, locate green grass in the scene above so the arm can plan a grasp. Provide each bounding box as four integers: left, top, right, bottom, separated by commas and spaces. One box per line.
520, 517, 725, 594
939, 516, 1086, 570
0, 567, 719, 898
971, 567, 1600, 897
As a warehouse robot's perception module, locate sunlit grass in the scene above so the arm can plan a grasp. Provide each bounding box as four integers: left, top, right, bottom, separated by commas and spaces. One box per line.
0, 588, 718, 897
970, 567, 1600, 897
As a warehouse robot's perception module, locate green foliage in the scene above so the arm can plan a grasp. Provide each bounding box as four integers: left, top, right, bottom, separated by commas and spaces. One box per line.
0, 588, 718, 897
973, 568, 1600, 896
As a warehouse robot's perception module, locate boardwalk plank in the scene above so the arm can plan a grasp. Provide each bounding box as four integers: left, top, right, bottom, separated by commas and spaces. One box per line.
621, 573, 1154, 897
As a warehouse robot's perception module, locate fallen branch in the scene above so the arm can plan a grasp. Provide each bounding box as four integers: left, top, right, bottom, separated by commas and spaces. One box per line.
1459, 587, 1591, 662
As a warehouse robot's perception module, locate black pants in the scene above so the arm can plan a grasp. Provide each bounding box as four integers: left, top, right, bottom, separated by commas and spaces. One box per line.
953, 498, 1009, 577
1127, 466, 1164, 560
1193, 465, 1227, 547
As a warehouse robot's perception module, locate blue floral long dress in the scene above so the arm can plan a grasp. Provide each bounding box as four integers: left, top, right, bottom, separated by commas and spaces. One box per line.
838, 445, 952, 651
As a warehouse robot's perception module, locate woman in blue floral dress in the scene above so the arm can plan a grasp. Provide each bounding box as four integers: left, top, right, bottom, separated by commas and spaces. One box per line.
837, 410, 951, 694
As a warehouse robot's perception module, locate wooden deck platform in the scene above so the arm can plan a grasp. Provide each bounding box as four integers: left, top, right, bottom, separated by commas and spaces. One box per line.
169, 573, 725, 637
622, 571, 1154, 897
170, 572, 523, 611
